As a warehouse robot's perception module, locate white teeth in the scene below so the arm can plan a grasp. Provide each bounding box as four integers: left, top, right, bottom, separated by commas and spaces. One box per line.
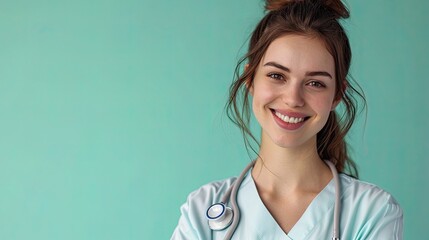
275, 111, 305, 124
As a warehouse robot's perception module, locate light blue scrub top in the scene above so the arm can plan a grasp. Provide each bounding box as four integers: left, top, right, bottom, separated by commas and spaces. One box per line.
171, 170, 403, 240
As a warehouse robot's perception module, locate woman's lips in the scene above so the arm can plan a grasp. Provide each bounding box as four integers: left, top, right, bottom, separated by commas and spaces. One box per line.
270, 109, 309, 130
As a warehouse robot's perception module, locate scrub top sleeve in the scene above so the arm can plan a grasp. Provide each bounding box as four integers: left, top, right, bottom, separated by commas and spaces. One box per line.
358, 196, 403, 240
171, 178, 234, 240
171, 200, 200, 240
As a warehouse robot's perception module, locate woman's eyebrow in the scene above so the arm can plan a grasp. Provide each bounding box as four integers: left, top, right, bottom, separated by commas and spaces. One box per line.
306, 71, 332, 79
263, 61, 290, 72
264, 61, 332, 79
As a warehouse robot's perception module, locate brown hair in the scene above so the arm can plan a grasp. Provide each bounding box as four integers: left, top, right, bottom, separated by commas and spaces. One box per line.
225, 0, 366, 178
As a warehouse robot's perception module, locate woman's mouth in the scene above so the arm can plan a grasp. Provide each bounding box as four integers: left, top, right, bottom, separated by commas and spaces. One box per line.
274, 111, 305, 123
270, 109, 309, 130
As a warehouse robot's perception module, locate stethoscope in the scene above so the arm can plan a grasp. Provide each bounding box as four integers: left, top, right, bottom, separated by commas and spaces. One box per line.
206, 160, 342, 240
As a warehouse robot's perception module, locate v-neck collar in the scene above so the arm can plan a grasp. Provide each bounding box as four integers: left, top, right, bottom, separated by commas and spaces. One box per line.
237, 171, 336, 240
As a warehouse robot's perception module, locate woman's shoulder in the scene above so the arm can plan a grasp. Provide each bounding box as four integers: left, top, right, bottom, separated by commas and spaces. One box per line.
339, 174, 403, 225
186, 177, 237, 205
338, 174, 403, 238
340, 174, 400, 206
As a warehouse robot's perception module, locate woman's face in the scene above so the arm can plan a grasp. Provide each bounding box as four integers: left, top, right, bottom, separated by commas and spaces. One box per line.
250, 34, 339, 149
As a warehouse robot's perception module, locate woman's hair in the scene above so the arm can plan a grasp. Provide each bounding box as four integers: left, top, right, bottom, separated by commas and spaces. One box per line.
225, 0, 366, 178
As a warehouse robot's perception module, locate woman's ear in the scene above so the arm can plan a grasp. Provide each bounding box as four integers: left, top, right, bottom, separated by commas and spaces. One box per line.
248, 82, 254, 96
244, 64, 254, 96
331, 81, 347, 110
331, 98, 341, 111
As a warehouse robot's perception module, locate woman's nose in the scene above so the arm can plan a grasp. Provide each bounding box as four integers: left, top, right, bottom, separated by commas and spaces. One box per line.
282, 84, 304, 108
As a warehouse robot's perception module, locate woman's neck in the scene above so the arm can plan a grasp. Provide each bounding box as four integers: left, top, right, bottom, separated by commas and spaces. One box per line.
251, 134, 333, 195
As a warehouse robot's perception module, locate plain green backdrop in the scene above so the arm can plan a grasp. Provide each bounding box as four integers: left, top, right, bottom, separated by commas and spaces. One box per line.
0, 0, 427, 239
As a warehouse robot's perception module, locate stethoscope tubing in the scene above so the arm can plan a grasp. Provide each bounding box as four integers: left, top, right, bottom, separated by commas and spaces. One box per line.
222, 160, 255, 240
326, 160, 341, 240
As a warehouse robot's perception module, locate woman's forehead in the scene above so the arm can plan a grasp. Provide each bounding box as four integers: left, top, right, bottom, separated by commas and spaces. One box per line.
260, 34, 335, 73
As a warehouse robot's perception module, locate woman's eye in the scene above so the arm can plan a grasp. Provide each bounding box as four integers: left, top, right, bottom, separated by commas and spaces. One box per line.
267, 73, 284, 81
307, 81, 325, 88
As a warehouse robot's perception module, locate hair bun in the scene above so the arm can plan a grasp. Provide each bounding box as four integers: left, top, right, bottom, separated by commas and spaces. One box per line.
264, 0, 293, 11
265, 0, 350, 19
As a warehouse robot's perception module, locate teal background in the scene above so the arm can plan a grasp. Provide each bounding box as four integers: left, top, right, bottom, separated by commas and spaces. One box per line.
0, 0, 427, 239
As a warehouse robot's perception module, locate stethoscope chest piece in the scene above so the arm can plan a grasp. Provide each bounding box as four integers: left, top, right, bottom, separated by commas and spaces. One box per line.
206, 202, 234, 230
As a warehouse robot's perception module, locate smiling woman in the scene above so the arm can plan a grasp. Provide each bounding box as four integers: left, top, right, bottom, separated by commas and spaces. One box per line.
171, 0, 403, 239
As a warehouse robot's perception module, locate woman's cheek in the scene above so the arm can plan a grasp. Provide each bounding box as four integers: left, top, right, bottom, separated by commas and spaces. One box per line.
254, 83, 278, 103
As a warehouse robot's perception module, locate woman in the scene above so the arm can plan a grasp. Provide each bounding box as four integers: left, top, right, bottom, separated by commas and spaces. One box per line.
172, 0, 403, 239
